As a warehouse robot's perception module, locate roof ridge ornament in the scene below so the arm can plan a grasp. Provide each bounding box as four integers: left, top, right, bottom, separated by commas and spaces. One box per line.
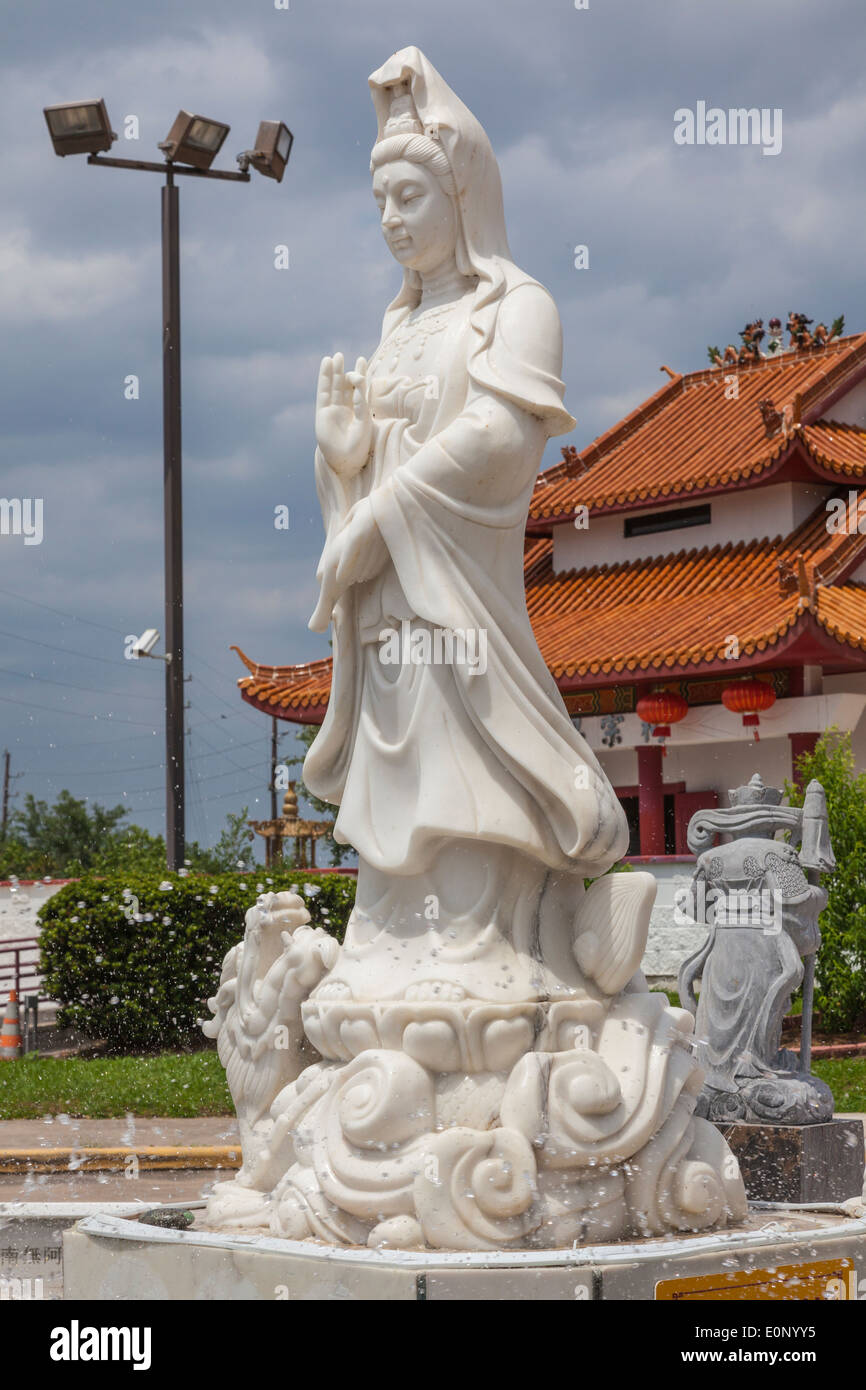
708, 312, 845, 369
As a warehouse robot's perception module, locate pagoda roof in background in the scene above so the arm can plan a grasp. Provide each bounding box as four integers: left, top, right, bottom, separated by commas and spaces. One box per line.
231, 648, 331, 724
524, 497, 866, 684
527, 333, 866, 526
233, 335, 866, 724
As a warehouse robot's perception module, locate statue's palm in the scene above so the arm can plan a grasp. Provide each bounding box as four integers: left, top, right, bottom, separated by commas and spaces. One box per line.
316, 352, 371, 476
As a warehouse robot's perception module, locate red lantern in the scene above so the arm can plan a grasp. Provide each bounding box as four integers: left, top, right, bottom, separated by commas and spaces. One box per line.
721, 677, 776, 741
636, 687, 689, 755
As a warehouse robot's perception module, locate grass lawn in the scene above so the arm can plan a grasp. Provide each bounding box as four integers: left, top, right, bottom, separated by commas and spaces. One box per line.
813, 1057, 866, 1113
0, 1052, 233, 1120
0, 1052, 863, 1122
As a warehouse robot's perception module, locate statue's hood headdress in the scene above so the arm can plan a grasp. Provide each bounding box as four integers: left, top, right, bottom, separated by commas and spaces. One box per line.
370, 47, 513, 269
369, 48, 575, 436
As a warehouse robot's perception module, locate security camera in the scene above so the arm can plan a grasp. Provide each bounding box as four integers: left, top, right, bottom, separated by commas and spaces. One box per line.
131, 628, 168, 660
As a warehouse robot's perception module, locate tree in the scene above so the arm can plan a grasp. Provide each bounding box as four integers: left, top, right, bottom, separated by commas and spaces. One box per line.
785, 730, 866, 1030
90, 823, 169, 876
206, 806, 257, 873
0, 791, 260, 878
11, 790, 127, 876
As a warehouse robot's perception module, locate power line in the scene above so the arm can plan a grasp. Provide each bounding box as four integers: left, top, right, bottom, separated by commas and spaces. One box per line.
41, 729, 274, 778
7, 728, 163, 751
123, 778, 267, 816
188, 644, 255, 693
80, 749, 270, 801
0, 665, 163, 702
0, 625, 125, 666
0, 691, 160, 725
48, 719, 272, 798
6, 712, 275, 758
0, 582, 296, 731
0, 585, 129, 636
186, 663, 262, 724
187, 704, 265, 772
0, 587, 293, 709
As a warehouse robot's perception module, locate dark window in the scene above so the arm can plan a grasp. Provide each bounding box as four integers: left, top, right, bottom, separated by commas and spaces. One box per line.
619, 795, 640, 856
618, 792, 678, 856
624, 503, 712, 539
663, 793, 677, 856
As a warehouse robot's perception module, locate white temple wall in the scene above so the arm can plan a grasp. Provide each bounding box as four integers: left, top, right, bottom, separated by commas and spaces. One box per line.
653, 736, 792, 796
552, 481, 833, 572
824, 377, 866, 428
824, 671, 866, 771
593, 745, 637, 786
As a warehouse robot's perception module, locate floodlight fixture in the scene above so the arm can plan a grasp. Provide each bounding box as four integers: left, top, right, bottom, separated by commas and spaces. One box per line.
43, 99, 116, 157
239, 121, 294, 183
159, 111, 230, 170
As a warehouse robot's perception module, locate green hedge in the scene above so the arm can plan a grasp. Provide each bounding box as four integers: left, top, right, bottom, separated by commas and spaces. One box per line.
38, 870, 356, 1051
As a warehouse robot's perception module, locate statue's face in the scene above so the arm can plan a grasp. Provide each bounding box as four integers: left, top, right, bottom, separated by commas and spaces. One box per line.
372, 158, 457, 274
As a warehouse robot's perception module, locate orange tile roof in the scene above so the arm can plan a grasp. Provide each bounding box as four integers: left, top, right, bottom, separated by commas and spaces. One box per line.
802, 420, 866, 476
816, 583, 866, 653
234, 496, 866, 716
231, 647, 332, 721
529, 335, 866, 523
527, 497, 866, 680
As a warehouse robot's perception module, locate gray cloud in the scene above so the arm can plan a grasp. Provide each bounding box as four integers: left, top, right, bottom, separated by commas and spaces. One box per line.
1, 0, 864, 850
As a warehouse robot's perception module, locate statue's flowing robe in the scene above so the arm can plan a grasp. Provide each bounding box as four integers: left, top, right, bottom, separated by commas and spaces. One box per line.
305, 45, 628, 881
306, 275, 627, 878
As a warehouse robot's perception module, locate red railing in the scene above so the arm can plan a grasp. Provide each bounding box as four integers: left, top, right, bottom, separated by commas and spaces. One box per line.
0, 936, 42, 1001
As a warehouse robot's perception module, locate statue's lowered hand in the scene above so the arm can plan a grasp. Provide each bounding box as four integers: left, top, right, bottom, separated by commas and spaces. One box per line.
309, 497, 388, 631
315, 352, 372, 477
334, 498, 388, 589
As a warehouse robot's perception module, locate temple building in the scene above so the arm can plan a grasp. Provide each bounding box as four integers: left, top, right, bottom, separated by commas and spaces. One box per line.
233, 327, 866, 878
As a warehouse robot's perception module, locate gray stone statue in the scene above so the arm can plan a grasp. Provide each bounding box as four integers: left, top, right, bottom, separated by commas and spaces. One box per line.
678, 773, 836, 1126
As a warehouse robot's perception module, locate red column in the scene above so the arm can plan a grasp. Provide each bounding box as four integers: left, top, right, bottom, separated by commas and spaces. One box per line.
789, 732, 819, 789
637, 744, 665, 856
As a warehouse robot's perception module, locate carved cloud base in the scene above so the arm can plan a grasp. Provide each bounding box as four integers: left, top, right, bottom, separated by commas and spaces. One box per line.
205, 987, 747, 1251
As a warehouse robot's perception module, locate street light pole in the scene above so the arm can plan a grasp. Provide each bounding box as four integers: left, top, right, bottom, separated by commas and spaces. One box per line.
162, 165, 184, 870
84, 155, 251, 871
45, 104, 293, 872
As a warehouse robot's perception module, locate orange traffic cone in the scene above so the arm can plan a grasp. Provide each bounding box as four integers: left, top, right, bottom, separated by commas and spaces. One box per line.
0, 990, 22, 1059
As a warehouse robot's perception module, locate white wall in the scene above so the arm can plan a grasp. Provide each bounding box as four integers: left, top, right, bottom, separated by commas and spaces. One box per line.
552, 481, 833, 572
0, 881, 68, 943
596, 736, 791, 801
824, 671, 866, 773
593, 745, 637, 786
824, 377, 866, 428
654, 736, 793, 796
591, 684, 866, 799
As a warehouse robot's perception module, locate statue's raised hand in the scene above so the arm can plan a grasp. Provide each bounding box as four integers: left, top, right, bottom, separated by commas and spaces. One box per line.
315, 352, 372, 477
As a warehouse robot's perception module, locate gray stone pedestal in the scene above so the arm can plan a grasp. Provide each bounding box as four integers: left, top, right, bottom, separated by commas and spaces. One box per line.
717, 1119, 865, 1203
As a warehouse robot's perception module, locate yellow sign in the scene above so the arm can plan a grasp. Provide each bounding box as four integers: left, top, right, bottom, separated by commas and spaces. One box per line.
655, 1258, 855, 1300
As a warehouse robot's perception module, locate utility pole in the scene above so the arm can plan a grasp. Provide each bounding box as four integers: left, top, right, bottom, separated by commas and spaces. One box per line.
1, 750, 9, 840
270, 717, 279, 822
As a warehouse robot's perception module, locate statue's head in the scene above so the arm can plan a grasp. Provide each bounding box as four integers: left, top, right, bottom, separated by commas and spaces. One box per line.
365, 50, 576, 434
370, 83, 460, 275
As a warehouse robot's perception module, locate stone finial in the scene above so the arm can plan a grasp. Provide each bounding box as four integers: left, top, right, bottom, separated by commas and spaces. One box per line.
727, 771, 783, 808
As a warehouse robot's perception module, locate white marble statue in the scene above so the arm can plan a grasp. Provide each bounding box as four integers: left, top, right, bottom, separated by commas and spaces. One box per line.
205, 47, 747, 1249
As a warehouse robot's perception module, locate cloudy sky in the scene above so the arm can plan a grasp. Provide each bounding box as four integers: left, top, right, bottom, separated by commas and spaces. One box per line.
1, 0, 865, 854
